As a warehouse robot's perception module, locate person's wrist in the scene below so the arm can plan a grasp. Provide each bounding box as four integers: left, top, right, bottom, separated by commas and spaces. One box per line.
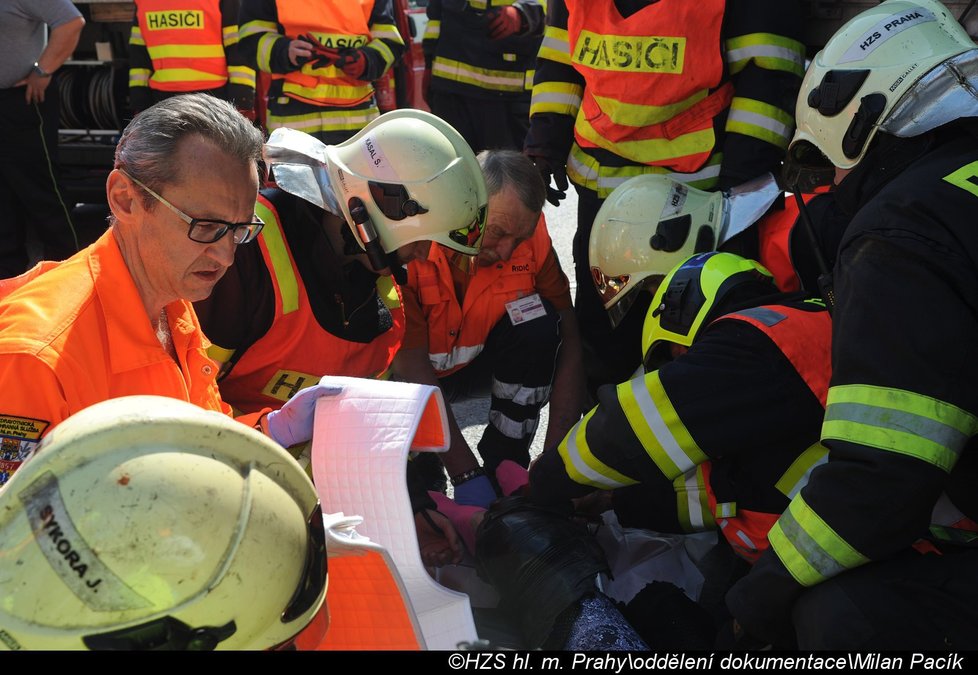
450, 466, 485, 487
31, 62, 52, 78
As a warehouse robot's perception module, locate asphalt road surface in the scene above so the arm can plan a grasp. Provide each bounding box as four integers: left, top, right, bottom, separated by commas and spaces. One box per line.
451, 189, 580, 475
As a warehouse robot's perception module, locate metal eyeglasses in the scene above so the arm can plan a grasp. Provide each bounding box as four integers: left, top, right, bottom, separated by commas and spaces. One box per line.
120, 170, 264, 244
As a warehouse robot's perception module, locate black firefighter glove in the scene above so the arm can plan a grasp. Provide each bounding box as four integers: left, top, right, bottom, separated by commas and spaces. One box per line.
526, 153, 568, 207
474, 495, 609, 649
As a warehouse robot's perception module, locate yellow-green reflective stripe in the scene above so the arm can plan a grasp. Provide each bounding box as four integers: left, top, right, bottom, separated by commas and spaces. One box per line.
366, 38, 396, 67
726, 97, 793, 148
129, 69, 151, 86
674, 465, 713, 532
240, 19, 277, 40
282, 80, 374, 101
424, 19, 441, 41
823, 384, 976, 472
530, 81, 582, 116
207, 343, 235, 366
576, 116, 715, 167
376, 276, 401, 309
592, 89, 707, 127
255, 201, 299, 314
267, 107, 378, 133
228, 66, 256, 87
617, 372, 707, 480
540, 28, 571, 65
943, 160, 978, 199
470, 0, 488, 9
257, 33, 278, 71
566, 146, 721, 196
771, 494, 869, 587
151, 69, 225, 83
557, 408, 638, 489
725, 33, 805, 76
371, 23, 402, 43
223, 25, 239, 44
147, 44, 225, 59
432, 57, 527, 91
775, 442, 828, 500
130, 26, 145, 46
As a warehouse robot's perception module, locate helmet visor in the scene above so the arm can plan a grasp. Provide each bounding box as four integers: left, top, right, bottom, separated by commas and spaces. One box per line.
783, 141, 837, 192
441, 203, 487, 255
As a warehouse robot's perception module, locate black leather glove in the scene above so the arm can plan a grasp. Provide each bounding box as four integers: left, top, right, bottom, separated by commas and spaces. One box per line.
526, 154, 568, 207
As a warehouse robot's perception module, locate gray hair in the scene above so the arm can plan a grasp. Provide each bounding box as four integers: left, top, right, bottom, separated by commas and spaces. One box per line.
114, 93, 265, 207
477, 149, 546, 215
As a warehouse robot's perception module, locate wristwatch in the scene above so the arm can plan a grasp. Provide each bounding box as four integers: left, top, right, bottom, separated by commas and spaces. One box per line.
31, 62, 52, 78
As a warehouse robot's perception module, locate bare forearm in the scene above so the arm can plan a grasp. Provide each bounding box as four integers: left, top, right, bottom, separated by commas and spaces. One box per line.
392, 348, 481, 475
543, 308, 586, 450
39, 17, 85, 74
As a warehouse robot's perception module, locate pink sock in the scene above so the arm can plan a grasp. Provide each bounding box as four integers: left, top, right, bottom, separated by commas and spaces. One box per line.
495, 460, 529, 496
428, 490, 483, 554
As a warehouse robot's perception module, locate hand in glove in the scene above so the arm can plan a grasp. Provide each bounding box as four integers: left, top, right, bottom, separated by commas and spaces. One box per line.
453, 473, 498, 509
527, 154, 568, 207
486, 6, 523, 40
337, 48, 368, 80
265, 382, 343, 448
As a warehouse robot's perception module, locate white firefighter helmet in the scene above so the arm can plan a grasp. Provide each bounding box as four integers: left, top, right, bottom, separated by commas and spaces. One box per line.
787, 0, 978, 184
265, 110, 488, 259
0, 396, 327, 651
589, 174, 725, 328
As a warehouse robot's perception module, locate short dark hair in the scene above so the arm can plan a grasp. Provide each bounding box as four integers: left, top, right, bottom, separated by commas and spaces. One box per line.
477, 149, 546, 215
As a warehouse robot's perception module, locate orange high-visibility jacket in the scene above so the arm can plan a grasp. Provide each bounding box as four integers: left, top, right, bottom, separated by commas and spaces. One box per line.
406, 214, 553, 377
134, 0, 230, 91
213, 193, 405, 414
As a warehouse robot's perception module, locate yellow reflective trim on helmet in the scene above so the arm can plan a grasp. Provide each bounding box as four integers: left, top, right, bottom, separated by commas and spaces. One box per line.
254, 200, 299, 315
726, 96, 794, 149
557, 409, 639, 490
725, 33, 806, 76
822, 384, 976, 472
943, 160, 978, 199
771, 493, 869, 587
617, 372, 707, 480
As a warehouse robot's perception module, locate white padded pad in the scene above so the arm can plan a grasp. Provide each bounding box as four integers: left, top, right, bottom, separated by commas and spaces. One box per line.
311, 376, 479, 650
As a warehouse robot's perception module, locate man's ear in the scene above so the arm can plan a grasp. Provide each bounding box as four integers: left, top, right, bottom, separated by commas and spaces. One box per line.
106, 169, 140, 225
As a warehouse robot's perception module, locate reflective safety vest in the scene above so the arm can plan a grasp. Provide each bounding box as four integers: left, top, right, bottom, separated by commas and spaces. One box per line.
407, 214, 551, 377
690, 303, 832, 562
135, 0, 228, 92
276, 0, 375, 107
565, 0, 730, 172
215, 193, 405, 414
757, 192, 827, 294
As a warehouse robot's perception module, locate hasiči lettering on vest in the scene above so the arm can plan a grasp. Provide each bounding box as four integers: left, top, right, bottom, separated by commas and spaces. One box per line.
574, 30, 685, 73
145, 10, 205, 30
314, 34, 369, 49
